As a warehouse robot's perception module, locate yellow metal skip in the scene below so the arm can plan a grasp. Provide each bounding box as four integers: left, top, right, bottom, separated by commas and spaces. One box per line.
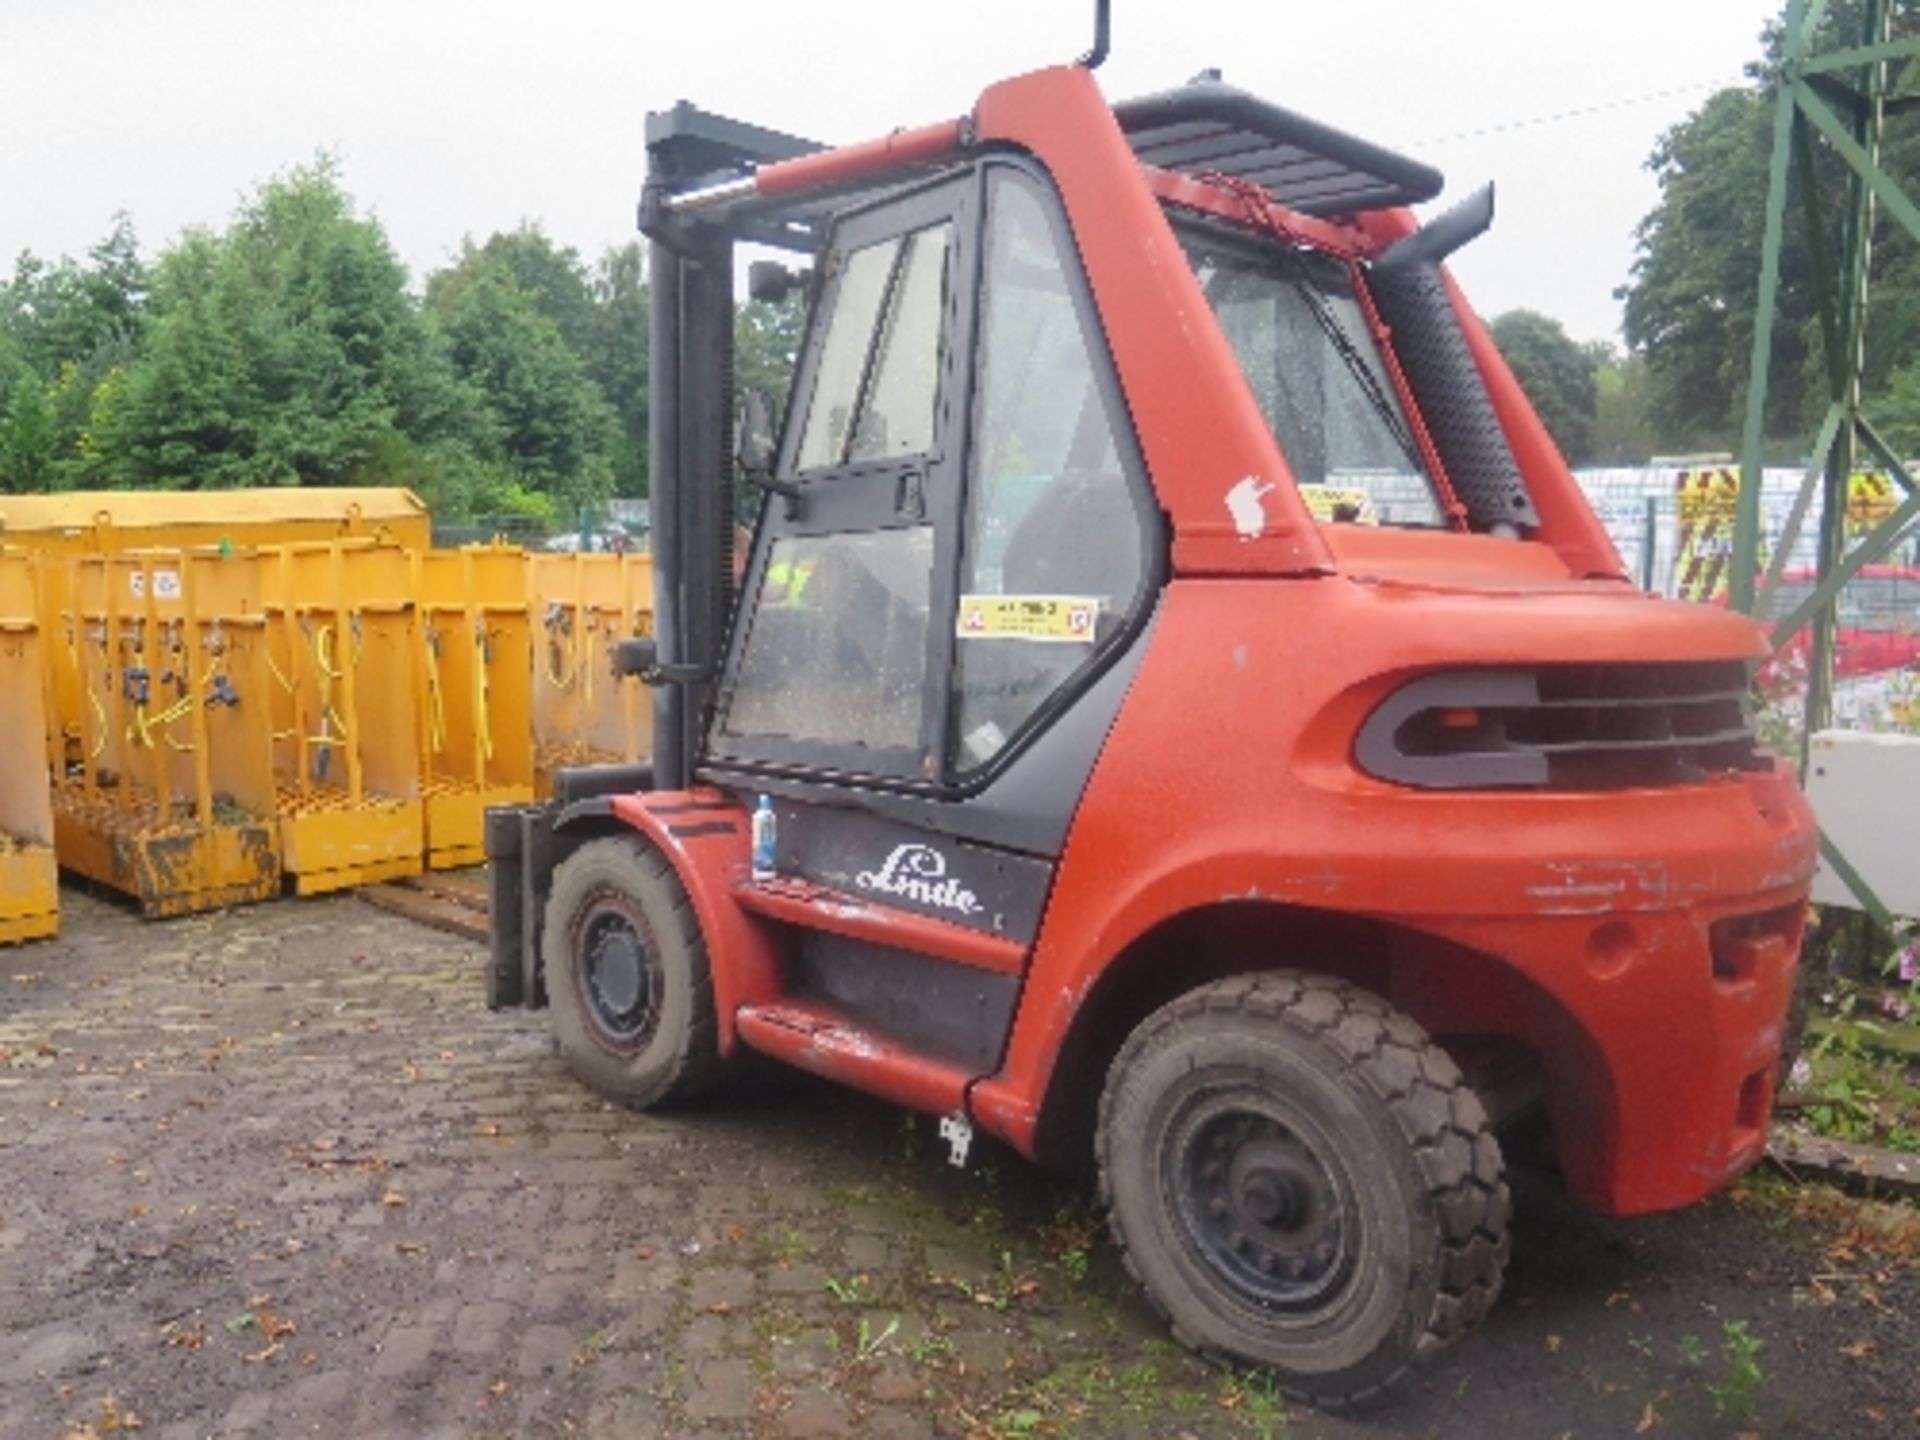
0, 553, 58, 944
52, 549, 281, 917
415, 545, 534, 868
263, 542, 424, 893
527, 552, 655, 795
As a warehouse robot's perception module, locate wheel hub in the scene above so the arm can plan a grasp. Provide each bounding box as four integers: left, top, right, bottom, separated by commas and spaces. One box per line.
579, 903, 659, 1048
1177, 1110, 1350, 1309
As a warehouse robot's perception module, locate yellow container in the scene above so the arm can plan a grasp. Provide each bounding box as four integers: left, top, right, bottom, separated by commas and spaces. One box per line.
54, 550, 281, 917
0, 487, 430, 555
527, 552, 655, 795
415, 546, 534, 869
0, 553, 58, 944
2, 489, 427, 772
262, 543, 423, 893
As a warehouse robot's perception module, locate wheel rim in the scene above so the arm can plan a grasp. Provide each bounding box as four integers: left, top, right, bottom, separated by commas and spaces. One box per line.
1170, 1101, 1353, 1312
575, 895, 660, 1050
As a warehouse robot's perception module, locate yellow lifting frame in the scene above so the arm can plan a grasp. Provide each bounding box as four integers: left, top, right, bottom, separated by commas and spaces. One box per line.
527, 551, 655, 795
263, 542, 424, 895
0, 553, 58, 944
51, 549, 280, 917
414, 545, 534, 869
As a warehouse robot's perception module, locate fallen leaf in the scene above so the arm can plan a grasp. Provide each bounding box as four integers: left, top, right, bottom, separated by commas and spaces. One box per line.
1604, 1290, 1630, 1308
1842, 1339, 1876, 1359
247, 1341, 283, 1363
1636, 1399, 1660, 1434
36, 1039, 57, 1057
396, 1241, 428, 1256
163, 1323, 206, 1350
222, 1313, 256, 1334
129, 1204, 148, 1218
259, 1310, 296, 1343
725, 1222, 747, 1243
633, 1245, 654, 1261
1545, 1334, 1564, 1354
382, 1190, 407, 1208
489, 1379, 510, 1397
1865, 1405, 1888, 1424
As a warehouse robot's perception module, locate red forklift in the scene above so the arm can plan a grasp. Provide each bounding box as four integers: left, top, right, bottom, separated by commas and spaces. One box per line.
486, 9, 1818, 1406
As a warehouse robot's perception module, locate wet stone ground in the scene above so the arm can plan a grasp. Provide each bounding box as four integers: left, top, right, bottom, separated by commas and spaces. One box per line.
2, 890, 1917, 1439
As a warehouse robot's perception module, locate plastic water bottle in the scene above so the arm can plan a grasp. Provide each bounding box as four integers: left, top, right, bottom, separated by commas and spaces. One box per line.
751, 795, 777, 881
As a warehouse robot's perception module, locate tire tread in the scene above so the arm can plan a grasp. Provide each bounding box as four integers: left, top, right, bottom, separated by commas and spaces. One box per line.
1095, 970, 1510, 1410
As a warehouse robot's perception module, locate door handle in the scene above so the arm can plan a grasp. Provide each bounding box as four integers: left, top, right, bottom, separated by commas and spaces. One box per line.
896, 471, 926, 520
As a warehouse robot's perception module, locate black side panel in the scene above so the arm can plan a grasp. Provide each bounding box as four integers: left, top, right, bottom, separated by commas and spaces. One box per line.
768, 802, 1054, 944
1368, 262, 1539, 530
796, 932, 1021, 1072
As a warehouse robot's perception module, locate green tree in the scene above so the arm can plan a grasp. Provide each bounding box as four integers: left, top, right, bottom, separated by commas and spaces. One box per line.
0, 366, 55, 490
584, 243, 649, 496
101, 160, 475, 493
426, 265, 616, 510
427, 225, 598, 356
1589, 347, 1660, 465
1489, 309, 1598, 463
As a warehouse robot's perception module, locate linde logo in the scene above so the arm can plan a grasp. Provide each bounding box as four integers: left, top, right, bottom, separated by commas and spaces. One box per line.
855, 843, 983, 916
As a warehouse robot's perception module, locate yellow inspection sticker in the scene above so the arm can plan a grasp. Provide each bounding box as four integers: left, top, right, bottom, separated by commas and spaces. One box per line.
1297, 485, 1379, 524
956, 595, 1100, 643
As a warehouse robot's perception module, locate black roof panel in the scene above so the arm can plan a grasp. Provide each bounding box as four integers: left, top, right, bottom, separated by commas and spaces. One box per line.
1114, 81, 1443, 216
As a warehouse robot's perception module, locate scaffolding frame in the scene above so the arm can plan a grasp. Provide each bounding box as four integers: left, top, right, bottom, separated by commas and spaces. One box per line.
1736, 0, 1920, 926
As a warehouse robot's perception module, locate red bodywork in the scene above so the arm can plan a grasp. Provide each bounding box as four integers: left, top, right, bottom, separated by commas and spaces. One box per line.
634, 66, 1819, 1218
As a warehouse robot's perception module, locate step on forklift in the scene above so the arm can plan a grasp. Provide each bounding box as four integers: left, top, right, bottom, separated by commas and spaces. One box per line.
487, 4, 1818, 1406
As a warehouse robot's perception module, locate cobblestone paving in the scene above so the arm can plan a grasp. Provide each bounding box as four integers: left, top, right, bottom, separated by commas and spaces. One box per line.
3, 892, 1916, 1439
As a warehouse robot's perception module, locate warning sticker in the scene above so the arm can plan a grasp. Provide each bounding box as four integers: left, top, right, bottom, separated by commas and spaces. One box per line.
1297, 485, 1379, 525
127, 569, 182, 600
956, 595, 1100, 643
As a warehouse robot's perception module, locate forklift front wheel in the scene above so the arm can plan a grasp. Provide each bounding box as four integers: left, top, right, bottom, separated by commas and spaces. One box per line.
1097, 972, 1509, 1409
542, 836, 724, 1109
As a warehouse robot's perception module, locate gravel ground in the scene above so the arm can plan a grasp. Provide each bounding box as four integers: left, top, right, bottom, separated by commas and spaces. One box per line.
2, 889, 1916, 1439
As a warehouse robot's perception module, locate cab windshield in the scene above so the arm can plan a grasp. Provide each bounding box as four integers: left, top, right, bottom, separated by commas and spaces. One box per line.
1176, 218, 1448, 528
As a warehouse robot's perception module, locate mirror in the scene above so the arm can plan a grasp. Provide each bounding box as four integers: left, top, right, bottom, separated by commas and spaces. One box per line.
737, 387, 777, 477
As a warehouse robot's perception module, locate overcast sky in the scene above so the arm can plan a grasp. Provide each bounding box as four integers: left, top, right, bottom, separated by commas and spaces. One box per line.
3, 0, 1783, 344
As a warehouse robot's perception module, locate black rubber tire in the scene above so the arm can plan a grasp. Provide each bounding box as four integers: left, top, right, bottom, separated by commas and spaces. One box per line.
541, 836, 724, 1108
1096, 971, 1509, 1409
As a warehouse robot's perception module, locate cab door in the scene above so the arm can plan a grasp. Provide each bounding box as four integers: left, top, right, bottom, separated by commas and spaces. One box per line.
708, 161, 1158, 1077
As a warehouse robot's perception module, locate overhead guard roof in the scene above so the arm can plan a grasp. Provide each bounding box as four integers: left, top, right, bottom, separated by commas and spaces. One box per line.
1112, 82, 1443, 216
645, 78, 1444, 246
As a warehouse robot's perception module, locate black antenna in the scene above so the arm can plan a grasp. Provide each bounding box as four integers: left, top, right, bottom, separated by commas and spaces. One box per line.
1078, 0, 1111, 69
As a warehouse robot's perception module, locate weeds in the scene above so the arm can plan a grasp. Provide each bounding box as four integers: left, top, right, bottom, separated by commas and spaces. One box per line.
1706, 1320, 1765, 1422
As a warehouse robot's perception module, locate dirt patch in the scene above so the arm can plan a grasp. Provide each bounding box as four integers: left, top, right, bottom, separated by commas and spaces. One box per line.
1, 891, 1915, 1438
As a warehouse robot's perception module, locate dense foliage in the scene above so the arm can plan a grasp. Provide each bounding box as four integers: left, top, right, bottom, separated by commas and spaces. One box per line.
0, 160, 804, 524
1620, 2, 1920, 457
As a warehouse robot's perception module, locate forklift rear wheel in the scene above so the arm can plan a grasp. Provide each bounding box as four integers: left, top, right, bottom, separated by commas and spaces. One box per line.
542, 836, 724, 1109
1097, 972, 1509, 1409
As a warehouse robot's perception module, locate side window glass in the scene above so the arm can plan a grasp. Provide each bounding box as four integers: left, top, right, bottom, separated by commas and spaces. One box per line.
723, 528, 934, 755
951, 169, 1145, 773
796, 223, 951, 471
852, 227, 950, 461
